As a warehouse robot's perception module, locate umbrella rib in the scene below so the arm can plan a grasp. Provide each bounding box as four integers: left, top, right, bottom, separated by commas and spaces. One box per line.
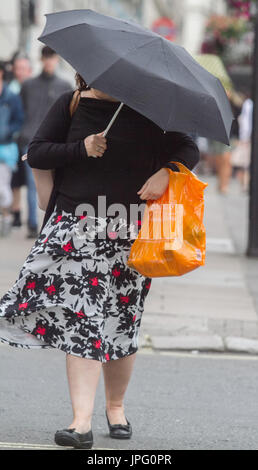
40, 20, 155, 41
160, 39, 178, 129
43, 9, 156, 37
162, 40, 210, 94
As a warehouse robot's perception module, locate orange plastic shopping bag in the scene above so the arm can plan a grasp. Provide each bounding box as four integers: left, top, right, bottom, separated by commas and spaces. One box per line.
127, 161, 208, 277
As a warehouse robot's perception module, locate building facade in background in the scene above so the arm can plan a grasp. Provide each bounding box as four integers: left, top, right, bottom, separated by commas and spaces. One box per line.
0, 0, 227, 81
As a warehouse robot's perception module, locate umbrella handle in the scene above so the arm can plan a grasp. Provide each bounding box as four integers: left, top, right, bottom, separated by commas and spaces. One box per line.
92, 102, 124, 158
23, 103, 125, 161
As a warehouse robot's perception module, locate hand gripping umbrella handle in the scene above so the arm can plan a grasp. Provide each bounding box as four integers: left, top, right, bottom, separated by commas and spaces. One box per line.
92, 102, 124, 158
21, 102, 124, 161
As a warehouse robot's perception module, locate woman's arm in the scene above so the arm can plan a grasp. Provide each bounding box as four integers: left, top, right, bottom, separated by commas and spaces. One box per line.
137, 130, 200, 201
159, 130, 200, 171
27, 91, 88, 169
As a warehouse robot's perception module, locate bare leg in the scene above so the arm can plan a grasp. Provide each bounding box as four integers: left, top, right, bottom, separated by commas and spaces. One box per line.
219, 152, 232, 192
2, 207, 10, 216
103, 353, 137, 425
236, 168, 247, 190
242, 168, 250, 191
66, 353, 102, 433
214, 154, 223, 191
11, 187, 21, 212
235, 168, 243, 186
215, 152, 232, 193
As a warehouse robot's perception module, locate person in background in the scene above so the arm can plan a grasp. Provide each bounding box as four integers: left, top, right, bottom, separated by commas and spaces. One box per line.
206, 88, 241, 194
0, 61, 24, 236
206, 136, 232, 194
19, 46, 72, 238
8, 52, 32, 94
8, 53, 32, 227
234, 91, 253, 192
195, 137, 210, 176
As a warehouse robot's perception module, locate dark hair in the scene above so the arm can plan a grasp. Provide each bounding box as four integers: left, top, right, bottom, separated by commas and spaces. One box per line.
41, 46, 57, 58
75, 72, 91, 91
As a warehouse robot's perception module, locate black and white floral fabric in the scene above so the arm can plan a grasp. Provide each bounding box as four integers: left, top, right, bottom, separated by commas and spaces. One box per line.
0, 205, 152, 362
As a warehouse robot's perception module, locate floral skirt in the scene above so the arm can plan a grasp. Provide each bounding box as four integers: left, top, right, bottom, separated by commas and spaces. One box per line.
0, 205, 152, 363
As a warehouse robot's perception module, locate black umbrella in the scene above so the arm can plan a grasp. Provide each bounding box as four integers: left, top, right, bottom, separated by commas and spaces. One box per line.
39, 9, 234, 145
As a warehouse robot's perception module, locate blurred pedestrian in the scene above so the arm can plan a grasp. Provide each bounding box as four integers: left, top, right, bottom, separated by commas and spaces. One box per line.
0, 61, 24, 236
206, 88, 241, 194
8, 53, 32, 227
207, 137, 232, 193
195, 137, 211, 176
231, 91, 253, 192
19, 46, 72, 238
8, 52, 32, 93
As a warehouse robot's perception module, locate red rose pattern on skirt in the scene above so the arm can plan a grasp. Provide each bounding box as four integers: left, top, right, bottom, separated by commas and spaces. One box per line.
0, 206, 152, 363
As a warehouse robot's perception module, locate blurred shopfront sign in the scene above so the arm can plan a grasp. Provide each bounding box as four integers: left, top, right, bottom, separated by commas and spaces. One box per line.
151, 17, 176, 41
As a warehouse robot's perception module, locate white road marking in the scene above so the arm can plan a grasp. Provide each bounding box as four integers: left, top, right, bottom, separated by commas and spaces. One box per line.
0, 441, 116, 450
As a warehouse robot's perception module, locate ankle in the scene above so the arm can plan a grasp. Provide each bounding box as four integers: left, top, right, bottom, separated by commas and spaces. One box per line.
106, 403, 127, 425
69, 417, 92, 433
106, 403, 124, 413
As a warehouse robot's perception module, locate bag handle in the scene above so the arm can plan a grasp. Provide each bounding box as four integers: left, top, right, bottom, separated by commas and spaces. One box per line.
169, 160, 208, 189
168, 160, 190, 175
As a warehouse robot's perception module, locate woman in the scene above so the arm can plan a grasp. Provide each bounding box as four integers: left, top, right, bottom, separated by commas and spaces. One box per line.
231, 92, 253, 193
0, 73, 200, 449
206, 88, 236, 194
207, 138, 232, 193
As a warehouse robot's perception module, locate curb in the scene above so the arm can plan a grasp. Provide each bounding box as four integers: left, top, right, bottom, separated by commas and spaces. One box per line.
139, 334, 258, 355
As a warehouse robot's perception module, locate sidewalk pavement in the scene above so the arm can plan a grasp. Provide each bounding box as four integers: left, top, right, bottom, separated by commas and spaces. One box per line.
140, 173, 258, 355
1, 174, 258, 355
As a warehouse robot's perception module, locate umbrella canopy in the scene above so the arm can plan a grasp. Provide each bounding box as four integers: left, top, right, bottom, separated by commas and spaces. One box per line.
39, 9, 234, 145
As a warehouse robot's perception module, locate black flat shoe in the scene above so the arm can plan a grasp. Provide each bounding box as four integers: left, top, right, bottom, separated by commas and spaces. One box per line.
54, 427, 93, 449
12, 211, 22, 227
105, 410, 132, 439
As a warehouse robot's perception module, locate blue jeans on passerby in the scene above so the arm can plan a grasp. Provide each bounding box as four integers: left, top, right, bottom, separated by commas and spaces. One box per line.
23, 147, 38, 229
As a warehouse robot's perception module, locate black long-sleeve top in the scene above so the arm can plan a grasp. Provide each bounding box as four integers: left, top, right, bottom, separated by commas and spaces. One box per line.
27, 90, 200, 231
